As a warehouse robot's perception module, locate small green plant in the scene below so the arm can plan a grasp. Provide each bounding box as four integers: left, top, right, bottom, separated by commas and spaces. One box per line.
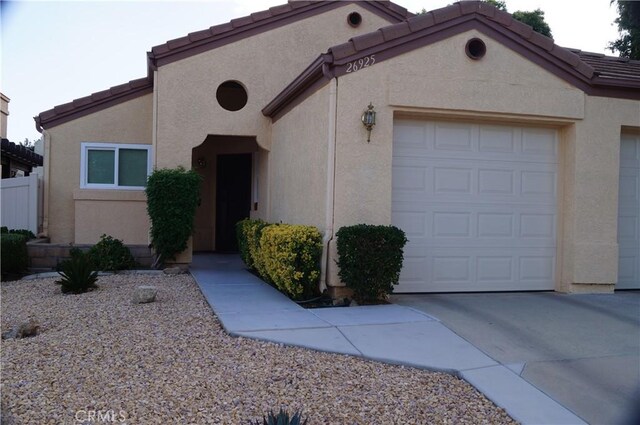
0, 233, 28, 275
87, 234, 136, 272
146, 167, 202, 268
336, 224, 408, 304
56, 250, 99, 294
260, 224, 322, 300
251, 408, 308, 425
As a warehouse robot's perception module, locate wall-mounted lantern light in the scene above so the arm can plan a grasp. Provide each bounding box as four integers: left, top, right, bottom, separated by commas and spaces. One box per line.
361, 102, 376, 143
197, 157, 207, 168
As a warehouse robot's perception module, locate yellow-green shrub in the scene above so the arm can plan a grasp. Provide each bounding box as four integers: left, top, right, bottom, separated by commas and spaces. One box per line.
259, 224, 322, 300
245, 219, 271, 278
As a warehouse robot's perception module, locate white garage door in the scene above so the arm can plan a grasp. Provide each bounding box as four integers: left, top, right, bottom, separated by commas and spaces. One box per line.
617, 134, 640, 289
392, 120, 558, 292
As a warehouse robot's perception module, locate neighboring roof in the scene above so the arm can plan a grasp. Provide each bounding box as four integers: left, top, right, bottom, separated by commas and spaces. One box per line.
1, 138, 43, 167
147, 0, 412, 68
570, 49, 640, 84
35, 1, 411, 131
264, 1, 640, 119
35, 77, 153, 131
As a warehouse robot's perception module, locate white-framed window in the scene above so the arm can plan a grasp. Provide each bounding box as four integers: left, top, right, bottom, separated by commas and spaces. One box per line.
80, 143, 152, 190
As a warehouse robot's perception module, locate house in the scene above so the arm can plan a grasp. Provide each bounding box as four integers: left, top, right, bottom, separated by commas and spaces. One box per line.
1, 94, 43, 178
35, 1, 640, 295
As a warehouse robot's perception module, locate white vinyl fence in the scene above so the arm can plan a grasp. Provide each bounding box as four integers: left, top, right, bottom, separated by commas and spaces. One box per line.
1, 174, 42, 234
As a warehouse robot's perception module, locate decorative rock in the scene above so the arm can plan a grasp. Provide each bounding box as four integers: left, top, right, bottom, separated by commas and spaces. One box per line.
133, 286, 157, 304
163, 267, 183, 275
2, 319, 39, 339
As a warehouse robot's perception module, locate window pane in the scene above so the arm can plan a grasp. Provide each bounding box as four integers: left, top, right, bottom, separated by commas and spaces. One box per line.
87, 150, 115, 184
118, 149, 148, 187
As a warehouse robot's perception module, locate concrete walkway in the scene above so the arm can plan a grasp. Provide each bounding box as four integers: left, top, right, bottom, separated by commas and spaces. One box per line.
190, 254, 584, 425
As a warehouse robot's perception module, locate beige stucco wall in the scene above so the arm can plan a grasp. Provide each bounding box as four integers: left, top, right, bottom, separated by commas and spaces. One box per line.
318, 29, 640, 292
45, 93, 153, 244
153, 3, 394, 182
269, 86, 330, 230
560, 96, 640, 291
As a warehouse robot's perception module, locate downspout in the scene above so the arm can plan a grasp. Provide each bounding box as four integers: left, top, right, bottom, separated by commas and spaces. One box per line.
320, 77, 338, 292
41, 129, 51, 238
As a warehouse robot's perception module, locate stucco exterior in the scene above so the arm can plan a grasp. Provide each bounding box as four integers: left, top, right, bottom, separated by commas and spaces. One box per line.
317, 29, 640, 292
44, 93, 153, 244
36, 1, 639, 293
269, 86, 330, 230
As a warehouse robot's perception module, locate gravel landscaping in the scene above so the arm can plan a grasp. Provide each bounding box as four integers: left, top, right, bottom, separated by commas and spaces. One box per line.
1, 274, 516, 424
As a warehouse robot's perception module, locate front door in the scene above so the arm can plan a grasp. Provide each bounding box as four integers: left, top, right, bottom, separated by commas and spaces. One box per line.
215, 153, 252, 252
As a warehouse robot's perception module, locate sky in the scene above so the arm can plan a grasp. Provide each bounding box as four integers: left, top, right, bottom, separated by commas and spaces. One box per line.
1, 0, 621, 144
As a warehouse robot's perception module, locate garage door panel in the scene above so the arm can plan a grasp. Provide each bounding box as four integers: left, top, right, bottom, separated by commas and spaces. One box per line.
393, 119, 557, 292
617, 135, 640, 289
396, 248, 556, 293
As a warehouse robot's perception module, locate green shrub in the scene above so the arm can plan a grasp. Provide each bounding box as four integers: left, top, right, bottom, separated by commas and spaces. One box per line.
246, 219, 270, 278
1, 226, 8, 233
260, 224, 322, 300
235, 219, 253, 269
251, 408, 308, 425
87, 234, 136, 272
7, 229, 36, 239
336, 224, 408, 304
145, 167, 202, 267
56, 250, 99, 294
0, 234, 28, 275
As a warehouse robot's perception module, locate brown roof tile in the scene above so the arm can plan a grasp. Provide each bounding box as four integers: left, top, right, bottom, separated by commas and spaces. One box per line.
36, 77, 153, 131
432, 4, 462, 24
329, 41, 358, 61
507, 17, 533, 39
37, 1, 410, 131
350, 31, 385, 51
528, 30, 554, 52
264, 1, 640, 120
148, 1, 412, 68
406, 12, 436, 32
380, 21, 411, 41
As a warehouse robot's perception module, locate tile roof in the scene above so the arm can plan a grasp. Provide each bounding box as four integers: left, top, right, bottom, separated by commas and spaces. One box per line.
263, 1, 640, 119
1, 138, 43, 167
35, 77, 153, 131
36, 1, 410, 131
570, 49, 640, 84
147, 1, 412, 68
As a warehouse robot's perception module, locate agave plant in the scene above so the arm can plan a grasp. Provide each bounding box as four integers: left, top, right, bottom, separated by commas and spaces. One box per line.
56, 250, 99, 294
251, 408, 308, 425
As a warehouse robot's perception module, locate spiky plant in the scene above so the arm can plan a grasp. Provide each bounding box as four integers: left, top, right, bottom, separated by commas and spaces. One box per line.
56, 250, 99, 294
251, 408, 308, 425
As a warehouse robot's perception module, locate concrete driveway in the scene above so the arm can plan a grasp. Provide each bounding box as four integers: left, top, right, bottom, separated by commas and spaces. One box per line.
392, 291, 640, 425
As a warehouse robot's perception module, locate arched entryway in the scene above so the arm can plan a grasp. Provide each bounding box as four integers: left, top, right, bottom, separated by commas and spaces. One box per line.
192, 135, 259, 252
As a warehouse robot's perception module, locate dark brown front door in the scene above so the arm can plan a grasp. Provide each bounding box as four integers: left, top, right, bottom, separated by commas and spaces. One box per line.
215, 153, 252, 252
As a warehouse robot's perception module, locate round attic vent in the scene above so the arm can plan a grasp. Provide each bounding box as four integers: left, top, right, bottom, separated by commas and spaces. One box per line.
216, 80, 248, 111
347, 12, 362, 27
465, 38, 487, 60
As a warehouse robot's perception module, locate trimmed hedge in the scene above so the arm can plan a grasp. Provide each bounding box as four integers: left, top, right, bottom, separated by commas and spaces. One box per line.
261, 225, 322, 300
336, 224, 407, 303
1, 233, 29, 275
146, 167, 202, 266
236, 219, 322, 300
